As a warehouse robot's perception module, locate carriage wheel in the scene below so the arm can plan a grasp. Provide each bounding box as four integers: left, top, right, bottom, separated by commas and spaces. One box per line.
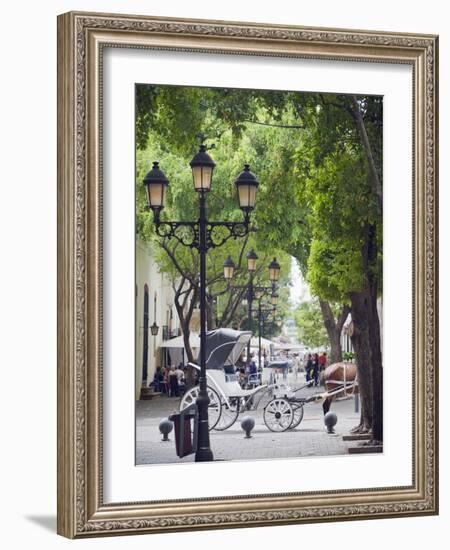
213, 397, 240, 431
263, 398, 294, 432
180, 385, 221, 431
289, 403, 305, 429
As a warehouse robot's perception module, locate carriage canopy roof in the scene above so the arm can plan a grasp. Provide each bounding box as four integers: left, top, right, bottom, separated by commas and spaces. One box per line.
202, 328, 252, 369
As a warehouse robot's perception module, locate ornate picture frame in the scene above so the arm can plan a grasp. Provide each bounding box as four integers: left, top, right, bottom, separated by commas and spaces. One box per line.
57, 11, 438, 538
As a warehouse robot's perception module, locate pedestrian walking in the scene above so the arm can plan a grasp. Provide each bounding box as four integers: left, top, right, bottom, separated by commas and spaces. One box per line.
319, 352, 327, 386
306, 353, 313, 383
313, 353, 320, 386
249, 354, 257, 376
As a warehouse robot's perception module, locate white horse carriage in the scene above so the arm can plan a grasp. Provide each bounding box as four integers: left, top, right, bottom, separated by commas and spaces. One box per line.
179, 328, 313, 432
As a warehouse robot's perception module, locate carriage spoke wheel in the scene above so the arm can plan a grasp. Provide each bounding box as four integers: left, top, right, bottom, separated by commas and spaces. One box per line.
263, 398, 293, 432
213, 397, 240, 431
289, 403, 305, 429
179, 385, 221, 431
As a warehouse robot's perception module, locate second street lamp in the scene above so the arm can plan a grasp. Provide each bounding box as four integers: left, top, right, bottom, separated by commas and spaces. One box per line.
144, 144, 258, 462
224, 253, 280, 369
223, 256, 235, 281
269, 258, 281, 283
253, 301, 276, 371
246, 248, 258, 273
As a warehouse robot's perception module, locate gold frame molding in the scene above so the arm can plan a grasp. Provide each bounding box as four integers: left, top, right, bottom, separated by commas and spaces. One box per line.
57, 11, 439, 538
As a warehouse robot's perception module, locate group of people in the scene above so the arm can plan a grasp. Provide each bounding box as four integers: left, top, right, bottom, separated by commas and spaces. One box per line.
152, 364, 186, 397
151, 351, 329, 395
305, 352, 327, 386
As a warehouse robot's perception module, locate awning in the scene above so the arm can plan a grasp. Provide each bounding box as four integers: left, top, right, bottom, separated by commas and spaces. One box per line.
273, 342, 307, 351
250, 336, 275, 348
159, 333, 200, 349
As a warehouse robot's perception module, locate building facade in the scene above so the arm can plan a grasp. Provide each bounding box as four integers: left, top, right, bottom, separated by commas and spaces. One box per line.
135, 239, 180, 400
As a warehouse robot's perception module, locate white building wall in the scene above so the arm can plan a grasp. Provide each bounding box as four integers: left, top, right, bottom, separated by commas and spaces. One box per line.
135, 239, 179, 400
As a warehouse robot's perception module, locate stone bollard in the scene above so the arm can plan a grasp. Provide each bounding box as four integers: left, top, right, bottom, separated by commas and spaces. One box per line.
324, 411, 338, 434
241, 416, 255, 438
159, 418, 174, 441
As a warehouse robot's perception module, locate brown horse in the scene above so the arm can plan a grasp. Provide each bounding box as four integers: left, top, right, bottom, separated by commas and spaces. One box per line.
321, 362, 358, 415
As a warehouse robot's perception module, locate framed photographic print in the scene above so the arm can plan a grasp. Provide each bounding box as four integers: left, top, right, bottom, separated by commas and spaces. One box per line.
57, 11, 438, 538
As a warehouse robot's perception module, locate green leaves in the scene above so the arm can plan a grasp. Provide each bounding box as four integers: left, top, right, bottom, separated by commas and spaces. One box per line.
294, 299, 329, 348
136, 84, 383, 315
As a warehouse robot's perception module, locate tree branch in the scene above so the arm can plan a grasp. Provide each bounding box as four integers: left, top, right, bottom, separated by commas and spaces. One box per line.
242, 119, 305, 130
159, 240, 196, 285
336, 304, 351, 334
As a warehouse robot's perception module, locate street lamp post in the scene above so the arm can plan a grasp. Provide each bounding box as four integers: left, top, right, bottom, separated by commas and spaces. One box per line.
144, 145, 259, 462
253, 302, 276, 371
223, 251, 280, 369
245, 249, 257, 368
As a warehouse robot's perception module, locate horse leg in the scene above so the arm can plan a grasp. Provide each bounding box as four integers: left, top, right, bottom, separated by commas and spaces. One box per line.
323, 397, 331, 415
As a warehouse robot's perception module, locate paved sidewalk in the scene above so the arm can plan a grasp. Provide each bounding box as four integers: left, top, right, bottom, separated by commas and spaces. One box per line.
136, 375, 362, 465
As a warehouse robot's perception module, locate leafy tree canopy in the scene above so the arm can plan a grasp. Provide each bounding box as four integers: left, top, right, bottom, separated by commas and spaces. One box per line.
136, 84, 383, 311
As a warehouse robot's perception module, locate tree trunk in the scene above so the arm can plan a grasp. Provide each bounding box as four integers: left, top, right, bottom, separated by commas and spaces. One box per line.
178, 318, 196, 388
347, 219, 383, 441
368, 286, 383, 442
319, 301, 350, 364
349, 289, 373, 432
366, 225, 383, 442
173, 280, 198, 388
206, 296, 216, 330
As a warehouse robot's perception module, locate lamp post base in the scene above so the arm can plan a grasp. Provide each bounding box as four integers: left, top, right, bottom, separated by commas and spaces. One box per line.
195, 388, 214, 462
195, 448, 214, 462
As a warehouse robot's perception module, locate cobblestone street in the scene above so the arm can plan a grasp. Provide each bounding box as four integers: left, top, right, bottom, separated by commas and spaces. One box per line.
136, 374, 362, 465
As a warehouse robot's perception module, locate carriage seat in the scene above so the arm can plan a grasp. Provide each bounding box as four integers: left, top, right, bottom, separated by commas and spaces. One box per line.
247, 373, 261, 389
206, 369, 265, 398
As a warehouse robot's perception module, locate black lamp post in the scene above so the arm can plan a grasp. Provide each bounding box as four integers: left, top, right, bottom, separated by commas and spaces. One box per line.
144, 145, 258, 462
245, 249, 258, 367
253, 302, 277, 370
223, 252, 280, 368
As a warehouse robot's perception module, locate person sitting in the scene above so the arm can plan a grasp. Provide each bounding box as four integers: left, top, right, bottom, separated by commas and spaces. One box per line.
154, 366, 165, 393
175, 363, 185, 395
249, 355, 257, 376
238, 367, 246, 388
168, 366, 179, 397
160, 367, 169, 395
